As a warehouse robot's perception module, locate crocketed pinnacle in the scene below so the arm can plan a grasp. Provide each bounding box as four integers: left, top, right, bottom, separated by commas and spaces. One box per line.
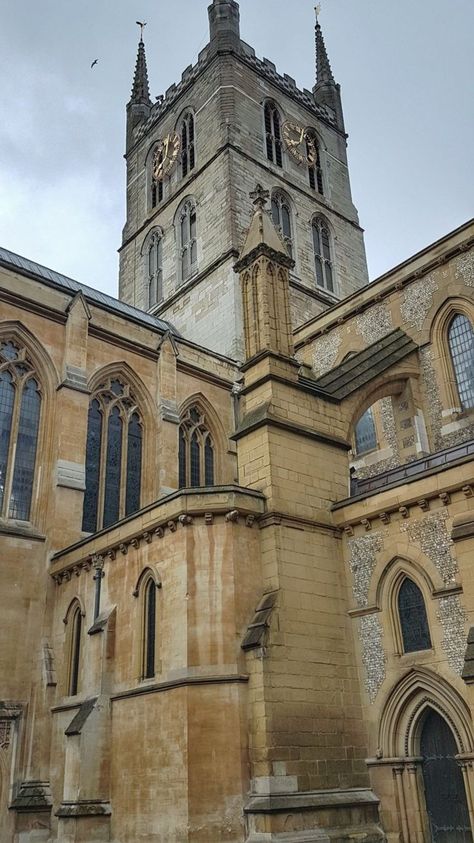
315, 13, 335, 86
130, 38, 152, 106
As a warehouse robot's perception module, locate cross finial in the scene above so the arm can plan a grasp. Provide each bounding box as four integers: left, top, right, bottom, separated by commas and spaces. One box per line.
250, 184, 269, 210
136, 20, 147, 42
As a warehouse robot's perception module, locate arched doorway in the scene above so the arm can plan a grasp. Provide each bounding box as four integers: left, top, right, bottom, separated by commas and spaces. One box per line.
420, 708, 473, 842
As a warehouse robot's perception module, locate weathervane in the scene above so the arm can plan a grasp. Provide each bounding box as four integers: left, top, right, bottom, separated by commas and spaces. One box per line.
136, 20, 147, 41
315, 4, 322, 20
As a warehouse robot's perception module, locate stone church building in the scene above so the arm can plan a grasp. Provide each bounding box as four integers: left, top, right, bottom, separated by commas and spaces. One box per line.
1, 1, 474, 840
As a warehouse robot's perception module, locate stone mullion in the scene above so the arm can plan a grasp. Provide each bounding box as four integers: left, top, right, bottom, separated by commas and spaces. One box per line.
119, 409, 129, 520
96, 401, 109, 531
3, 371, 25, 519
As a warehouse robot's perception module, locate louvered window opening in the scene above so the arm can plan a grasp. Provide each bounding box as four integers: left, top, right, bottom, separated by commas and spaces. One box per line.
312, 218, 334, 292
271, 194, 293, 258
181, 113, 195, 178
264, 103, 282, 167
0, 341, 41, 522
151, 147, 164, 207
180, 202, 197, 282
82, 379, 143, 533
148, 232, 163, 308
178, 406, 214, 488
306, 134, 324, 193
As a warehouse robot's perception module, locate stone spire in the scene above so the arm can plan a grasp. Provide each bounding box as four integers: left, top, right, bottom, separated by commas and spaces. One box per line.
208, 0, 241, 51
126, 35, 153, 150
130, 37, 152, 106
312, 8, 345, 132
234, 186, 295, 363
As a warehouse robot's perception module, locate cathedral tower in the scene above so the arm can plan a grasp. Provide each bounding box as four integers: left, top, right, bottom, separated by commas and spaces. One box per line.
119, 2, 369, 358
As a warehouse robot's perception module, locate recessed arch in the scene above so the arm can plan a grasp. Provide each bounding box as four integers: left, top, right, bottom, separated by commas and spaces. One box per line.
430, 296, 474, 415
178, 393, 227, 488
132, 566, 162, 598
263, 100, 283, 167
311, 214, 335, 293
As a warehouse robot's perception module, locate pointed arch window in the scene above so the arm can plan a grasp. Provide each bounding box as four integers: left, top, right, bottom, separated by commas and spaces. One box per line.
264, 102, 283, 167
148, 230, 163, 308
143, 578, 157, 679
0, 340, 41, 522
306, 131, 324, 193
354, 407, 377, 454
180, 112, 195, 178
271, 192, 293, 258
82, 378, 143, 533
312, 217, 334, 292
398, 577, 432, 653
448, 314, 474, 410
179, 200, 197, 282
151, 146, 164, 208
178, 406, 215, 488
68, 604, 83, 696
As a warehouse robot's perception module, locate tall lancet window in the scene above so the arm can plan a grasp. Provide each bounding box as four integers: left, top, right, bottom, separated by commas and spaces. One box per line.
306, 131, 324, 194
179, 200, 197, 282
448, 314, 474, 410
178, 406, 215, 488
148, 230, 163, 308
0, 340, 42, 522
82, 378, 143, 533
180, 112, 195, 178
271, 191, 293, 257
151, 146, 164, 207
312, 217, 334, 292
264, 102, 283, 167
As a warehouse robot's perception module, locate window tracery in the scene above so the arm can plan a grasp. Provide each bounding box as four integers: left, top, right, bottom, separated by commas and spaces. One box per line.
271, 191, 293, 258
264, 102, 283, 167
147, 230, 163, 308
179, 200, 197, 282
82, 377, 143, 533
312, 217, 334, 292
178, 406, 214, 488
0, 340, 41, 522
180, 112, 195, 178
448, 314, 474, 410
306, 131, 324, 193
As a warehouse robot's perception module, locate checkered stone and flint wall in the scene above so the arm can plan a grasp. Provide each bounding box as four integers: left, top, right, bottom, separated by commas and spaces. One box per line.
119, 40, 369, 357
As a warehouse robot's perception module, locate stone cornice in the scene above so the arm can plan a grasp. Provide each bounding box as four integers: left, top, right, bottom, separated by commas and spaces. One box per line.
234, 244, 294, 274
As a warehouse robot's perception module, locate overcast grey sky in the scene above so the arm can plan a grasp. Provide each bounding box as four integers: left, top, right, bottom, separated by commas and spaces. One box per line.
0, 0, 472, 296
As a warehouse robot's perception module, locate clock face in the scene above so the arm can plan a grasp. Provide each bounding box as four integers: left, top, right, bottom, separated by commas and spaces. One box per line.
152, 132, 181, 181
282, 122, 317, 167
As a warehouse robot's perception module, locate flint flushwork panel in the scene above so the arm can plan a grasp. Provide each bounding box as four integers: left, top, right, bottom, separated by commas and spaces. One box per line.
437, 594, 467, 674
399, 510, 458, 585
359, 614, 386, 704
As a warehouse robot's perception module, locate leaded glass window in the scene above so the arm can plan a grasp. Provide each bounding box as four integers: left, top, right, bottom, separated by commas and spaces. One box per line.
264, 102, 282, 167
180, 112, 195, 178
312, 217, 334, 292
143, 579, 156, 679
398, 578, 432, 653
306, 132, 324, 193
178, 405, 215, 488
354, 407, 377, 454
448, 314, 474, 410
69, 605, 82, 696
0, 341, 42, 522
82, 378, 143, 533
271, 192, 293, 257
179, 200, 197, 282
148, 231, 163, 308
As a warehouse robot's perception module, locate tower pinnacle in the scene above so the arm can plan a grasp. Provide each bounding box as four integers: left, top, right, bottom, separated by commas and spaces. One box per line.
314, 7, 335, 87
130, 36, 152, 106
208, 0, 240, 50
312, 8, 345, 132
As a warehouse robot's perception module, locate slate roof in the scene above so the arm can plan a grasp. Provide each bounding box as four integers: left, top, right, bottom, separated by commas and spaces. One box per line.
303, 329, 418, 401
0, 246, 179, 336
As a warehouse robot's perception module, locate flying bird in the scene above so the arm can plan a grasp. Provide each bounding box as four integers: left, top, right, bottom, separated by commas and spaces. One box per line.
90, 59, 99, 69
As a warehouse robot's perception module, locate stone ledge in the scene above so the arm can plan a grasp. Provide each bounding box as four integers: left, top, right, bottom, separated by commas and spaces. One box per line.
245, 788, 380, 814
55, 800, 111, 818
10, 781, 52, 813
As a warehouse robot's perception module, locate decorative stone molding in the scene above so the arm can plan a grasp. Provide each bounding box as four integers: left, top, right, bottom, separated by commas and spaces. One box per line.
359, 613, 386, 703
400, 274, 438, 331
226, 510, 239, 523
437, 594, 467, 674
348, 531, 385, 608
400, 510, 458, 585
178, 514, 193, 526
355, 302, 393, 344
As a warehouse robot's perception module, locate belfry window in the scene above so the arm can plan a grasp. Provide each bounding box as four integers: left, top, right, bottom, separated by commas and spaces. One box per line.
151, 146, 164, 207
148, 230, 163, 308
0, 340, 41, 522
179, 200, 197, 282
82, 378, 143, 533
312, 217, 334, 292
306, 131, 324, 193
179, 406, 214, 488
448, 314, 474, 410
354, 407, 377, 454
264, 103, 283, 167
271, 192, 293, 258
398, 577, 432, 653
180, 112, 195, 178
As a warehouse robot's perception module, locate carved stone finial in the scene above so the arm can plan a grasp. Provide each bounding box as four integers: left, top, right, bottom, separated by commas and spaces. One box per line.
250, 184, 269, 210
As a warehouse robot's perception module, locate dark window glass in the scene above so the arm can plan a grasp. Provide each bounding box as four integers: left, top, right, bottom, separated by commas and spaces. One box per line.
82, 400, 103, 532
264, 103, 282, 167
205, 437, 214, 486
307, 134, 324, 194
271, 194, 293, 257
181, 121, 188, 177
1, 342, 19, 361
190, 432, 200, 487
448, 314, 474, 409
103, 406, 123, 528
312, 219, 334, 292
125, 413, 142, 517
398, 578, 432, 653
181, 114, 195, 178
69, 608, 82, 696
354, 407, 377, 454
151, 148, 164, 207
148, 234, 163, 308
264, 104, 273, 161
144, 580, 156, 679
0, 371, 14, 513
9, 378, 41, 520
179, 429, 186, 488
180, 203, 197, 281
